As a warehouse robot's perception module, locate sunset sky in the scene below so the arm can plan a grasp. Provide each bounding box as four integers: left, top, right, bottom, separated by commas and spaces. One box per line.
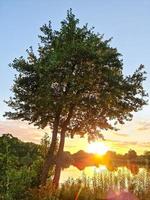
0, 0, 150, 155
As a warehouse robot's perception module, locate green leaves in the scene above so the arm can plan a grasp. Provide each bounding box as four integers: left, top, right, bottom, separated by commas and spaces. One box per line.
0, 134, 43, 199
5, 9, 147, 139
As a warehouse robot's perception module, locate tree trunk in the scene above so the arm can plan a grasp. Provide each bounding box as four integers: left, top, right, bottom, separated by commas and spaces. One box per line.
40, 115, 60, 185
52, 130, 65, 189
53, 104, 74, 188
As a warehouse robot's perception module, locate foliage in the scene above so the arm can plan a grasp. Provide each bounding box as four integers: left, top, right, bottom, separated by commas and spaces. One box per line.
4, 9, 148, 141
1, 134, 150, 199
30, 168, 150, 200
3, 8, 148, 187
0, 134, 47, 200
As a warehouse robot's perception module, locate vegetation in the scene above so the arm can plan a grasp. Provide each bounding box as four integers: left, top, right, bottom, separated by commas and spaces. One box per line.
4, 9, 147, 187
68, 149, 150, 172
31, 168, 150, 200
1, 134, 150, 200
0, 133, 47, 199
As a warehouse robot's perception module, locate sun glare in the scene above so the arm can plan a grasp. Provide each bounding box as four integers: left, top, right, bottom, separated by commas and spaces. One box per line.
87, 142, 109, 155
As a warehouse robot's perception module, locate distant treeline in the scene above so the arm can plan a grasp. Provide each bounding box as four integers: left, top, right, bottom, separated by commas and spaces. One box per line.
68, 149, 150, 173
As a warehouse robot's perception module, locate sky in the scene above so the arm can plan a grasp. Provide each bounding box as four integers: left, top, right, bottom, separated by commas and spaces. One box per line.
0, 0, 150, 154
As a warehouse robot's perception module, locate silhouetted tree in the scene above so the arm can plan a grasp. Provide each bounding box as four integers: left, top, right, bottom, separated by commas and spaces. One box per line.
127, 149, 137, 160
5, 9, 147, 187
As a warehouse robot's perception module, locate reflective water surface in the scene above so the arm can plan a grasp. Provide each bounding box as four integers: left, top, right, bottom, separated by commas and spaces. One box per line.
61, 164, 150, 184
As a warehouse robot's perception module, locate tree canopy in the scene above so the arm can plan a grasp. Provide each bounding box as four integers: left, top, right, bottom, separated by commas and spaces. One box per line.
5, 10, 147, 141
5, 9, 148, 186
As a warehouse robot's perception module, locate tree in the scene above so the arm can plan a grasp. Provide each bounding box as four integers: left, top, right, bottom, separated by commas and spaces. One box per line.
5, 9, 147, 187
144, 151, 150, 159
127, 149, 137, 160
0, 134, 42, 199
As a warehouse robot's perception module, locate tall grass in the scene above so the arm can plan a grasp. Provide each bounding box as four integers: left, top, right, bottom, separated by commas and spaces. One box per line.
31, 167, 150, 200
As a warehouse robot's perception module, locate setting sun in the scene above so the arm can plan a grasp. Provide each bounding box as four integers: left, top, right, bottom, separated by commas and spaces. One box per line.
87, 142, 109, 155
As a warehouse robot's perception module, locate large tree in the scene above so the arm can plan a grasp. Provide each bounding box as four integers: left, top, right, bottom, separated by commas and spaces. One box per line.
5, 9, 147, 187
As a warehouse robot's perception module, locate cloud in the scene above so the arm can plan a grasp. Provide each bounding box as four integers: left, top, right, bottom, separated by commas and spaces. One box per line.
1, 119, 150, 155
111, 132, 129, 137
105, 139, 150, 154
107, 140, 138, 145
136, 121, 150, 132
0, 120, 48, 143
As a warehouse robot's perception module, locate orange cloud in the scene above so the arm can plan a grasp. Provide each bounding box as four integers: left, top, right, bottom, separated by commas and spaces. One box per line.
136, 120, 150, 132
0, 120, 46, 143
1, 119, 150, 155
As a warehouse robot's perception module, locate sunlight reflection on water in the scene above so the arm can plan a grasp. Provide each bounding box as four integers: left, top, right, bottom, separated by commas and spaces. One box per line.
60, 165, 150, 199
60, 165, 149, 184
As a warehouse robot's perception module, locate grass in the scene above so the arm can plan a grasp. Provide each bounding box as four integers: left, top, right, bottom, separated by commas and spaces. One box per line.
30, 167, 150, 200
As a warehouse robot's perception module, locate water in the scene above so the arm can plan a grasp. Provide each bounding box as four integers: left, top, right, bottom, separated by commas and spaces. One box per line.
60, 165, 150, 199
60, 164, 150, 187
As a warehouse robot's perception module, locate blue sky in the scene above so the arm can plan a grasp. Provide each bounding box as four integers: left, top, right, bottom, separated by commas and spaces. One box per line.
0, 0, 150, 151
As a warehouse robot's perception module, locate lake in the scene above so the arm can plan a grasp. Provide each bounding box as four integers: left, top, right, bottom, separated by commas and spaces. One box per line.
60, 164, 150, 191
59, 165, 150, 199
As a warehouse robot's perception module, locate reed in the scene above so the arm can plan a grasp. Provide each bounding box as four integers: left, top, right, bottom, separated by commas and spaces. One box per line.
31, 167, 150, 200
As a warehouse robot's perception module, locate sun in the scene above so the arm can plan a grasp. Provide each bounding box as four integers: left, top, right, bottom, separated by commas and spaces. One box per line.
87, 142, 109, 155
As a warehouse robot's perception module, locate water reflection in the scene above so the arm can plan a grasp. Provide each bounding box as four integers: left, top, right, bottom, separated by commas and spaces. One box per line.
61, 165, 150, 200
59, 151, 150, 199
60, 165, 150, 200
60, 162, 150, 184
60, 150, 150, 199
